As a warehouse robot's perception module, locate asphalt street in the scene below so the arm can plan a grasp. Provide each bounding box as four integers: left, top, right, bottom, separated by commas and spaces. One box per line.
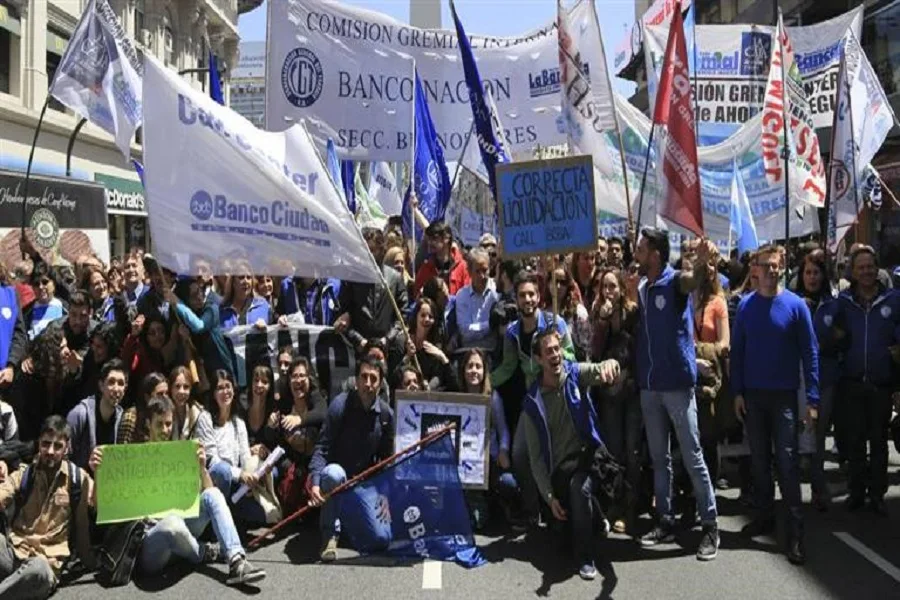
56, 450, 900, 599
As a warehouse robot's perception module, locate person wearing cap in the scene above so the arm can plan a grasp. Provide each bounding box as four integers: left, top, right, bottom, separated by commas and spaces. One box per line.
414, 221, 470, 297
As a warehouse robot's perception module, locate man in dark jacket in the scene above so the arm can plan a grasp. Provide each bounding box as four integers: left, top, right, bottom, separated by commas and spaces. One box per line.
523, 329, 620, 581
308, 356, 394, 562
334, 228, 407, 356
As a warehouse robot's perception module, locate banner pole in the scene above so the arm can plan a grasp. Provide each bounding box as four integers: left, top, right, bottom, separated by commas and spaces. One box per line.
635, 124, 657, 237
846, 73, 862, 244
65, 118, 88, 177
410, 59, 417, 265
247, 424, 456, 549
20, 96, 51, 256
777, 12, 791, 273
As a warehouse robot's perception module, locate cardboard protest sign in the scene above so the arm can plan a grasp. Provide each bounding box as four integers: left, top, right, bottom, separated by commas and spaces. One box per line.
96, 441, 200, 524
495, 155, 597, 260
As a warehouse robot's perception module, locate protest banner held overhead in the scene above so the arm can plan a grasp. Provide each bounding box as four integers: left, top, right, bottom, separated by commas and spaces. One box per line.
496, 155, 597, 259
96, 441, 200, 525
266, 0, 607, 162
394, 391, 492, 490
142, 55, 380, 283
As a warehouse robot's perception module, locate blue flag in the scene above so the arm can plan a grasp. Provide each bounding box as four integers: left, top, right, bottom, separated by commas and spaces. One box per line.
132, 159, 145, 187
325, 138, 348, 209
684, 3, 697, 80
403, 72, 452, 240
333, 431, 485, 567
451, 1, 509, 198
730, 160, 759, 255
208, 51, 224, 106
341, 160, 356, 214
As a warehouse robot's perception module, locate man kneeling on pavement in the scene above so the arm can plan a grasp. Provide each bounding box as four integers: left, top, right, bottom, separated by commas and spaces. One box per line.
522, 328, 623, 581
90, 395, 265, 586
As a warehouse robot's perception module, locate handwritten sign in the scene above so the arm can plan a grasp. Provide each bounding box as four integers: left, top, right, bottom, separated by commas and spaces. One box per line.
495, 155, 597, 259
96, 441, 200, 524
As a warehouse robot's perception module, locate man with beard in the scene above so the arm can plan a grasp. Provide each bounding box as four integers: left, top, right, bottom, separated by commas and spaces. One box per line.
522, 329, 620, 580
66, 359, 127, 472
0, 416, 92, 599
633, 228, 719, 561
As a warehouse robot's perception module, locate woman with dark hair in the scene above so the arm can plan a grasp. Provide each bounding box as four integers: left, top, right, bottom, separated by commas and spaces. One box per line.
244, 364, 276, 451
171, 276, 233, 390
395, 361, 425, 393
220, 262, 276, 330
256, 275, 278, 313
420, 276, 454, 342
458, 348, 519, 526
169, 365, 203, 440
83, 267, 114, 322
553, 265, 591, 360
402, 298, 456, 391
25, 264, 65, 340
11, 324, 70, 441
118, 372, 168, 444
264, 357, 326, 513
571, 252, 597, 308
107, 265, 124, 295
121, 313, 179, 406
590, 268, 641, 532
195, 369, 266, 524
77, 321, 120, 403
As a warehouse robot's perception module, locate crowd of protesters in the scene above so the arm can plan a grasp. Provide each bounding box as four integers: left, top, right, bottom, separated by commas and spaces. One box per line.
0, 217, 898, 596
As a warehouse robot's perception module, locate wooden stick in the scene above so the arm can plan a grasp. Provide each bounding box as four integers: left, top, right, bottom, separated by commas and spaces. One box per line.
247, 423, 456, 550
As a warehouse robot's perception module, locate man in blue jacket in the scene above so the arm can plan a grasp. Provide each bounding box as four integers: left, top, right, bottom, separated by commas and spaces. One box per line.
818, 246, 899, 515
634, 228, 719, 561
732, 244, 819, 565
522, 328, 620, 581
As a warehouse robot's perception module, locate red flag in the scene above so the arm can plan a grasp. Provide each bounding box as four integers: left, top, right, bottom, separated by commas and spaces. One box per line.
651, 2, 704, 236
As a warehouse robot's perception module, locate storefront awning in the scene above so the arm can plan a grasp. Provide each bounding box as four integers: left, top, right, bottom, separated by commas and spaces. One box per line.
95, 172, 147, 217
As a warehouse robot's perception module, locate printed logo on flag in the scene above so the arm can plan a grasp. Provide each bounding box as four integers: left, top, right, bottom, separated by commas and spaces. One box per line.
30, 209, 60, 249
830, 159, 850, 200
528, 64, 589, 98
416, 160, 440, 196
282, 48, 324, 108
740, 32, 771, 76
190, 191, 215, 221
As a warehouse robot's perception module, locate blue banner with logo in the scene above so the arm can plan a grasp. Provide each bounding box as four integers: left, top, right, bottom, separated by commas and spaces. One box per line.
335, 431, 484, 567
451, 1, 510, 199
403, 72, 451, 240
209, 51, 224, 106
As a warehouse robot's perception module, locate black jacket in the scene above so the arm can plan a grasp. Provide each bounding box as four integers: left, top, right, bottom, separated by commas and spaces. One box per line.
338, 264, 407, 348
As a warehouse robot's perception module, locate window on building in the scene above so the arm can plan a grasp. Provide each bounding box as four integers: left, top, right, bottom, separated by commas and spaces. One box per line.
0, 29, 10, 94
864, 2, 900, 98
46, 26, 70, 112
164, 9, 175, 67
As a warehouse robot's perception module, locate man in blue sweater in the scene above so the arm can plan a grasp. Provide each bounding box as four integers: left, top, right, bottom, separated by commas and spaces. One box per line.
732, 244, 819, 565
634, 229, 719, 561
817, 246, 899, 515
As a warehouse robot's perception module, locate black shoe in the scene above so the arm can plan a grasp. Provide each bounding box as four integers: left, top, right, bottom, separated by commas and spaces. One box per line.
869, 498, 888, 517
696, 524, 719, 561
787, 536, 806, 565
639, 522, 675, 547
845, 495, 865, 512
741, 517, 776, 538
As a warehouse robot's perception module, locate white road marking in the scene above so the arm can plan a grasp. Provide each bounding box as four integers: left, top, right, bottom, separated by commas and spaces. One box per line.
834, 532, 900, 583
422, 559, 443, 590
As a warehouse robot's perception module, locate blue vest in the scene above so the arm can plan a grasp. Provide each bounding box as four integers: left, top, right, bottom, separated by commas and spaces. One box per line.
0, 286, 17, 367
636, 266, 697, 391
522, 361, 603, 473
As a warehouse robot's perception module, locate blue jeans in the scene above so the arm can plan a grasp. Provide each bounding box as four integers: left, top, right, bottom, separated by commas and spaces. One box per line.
318, 463, 391, 552
208, 461, 268, 525
745, 390, 802, 528
641, 388, 718, 525
139, 488, 244, 574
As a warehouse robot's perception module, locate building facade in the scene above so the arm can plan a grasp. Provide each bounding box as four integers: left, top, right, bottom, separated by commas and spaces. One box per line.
230, 40, 264, 127
618, 0, 900, 264
0, 0, 247, 261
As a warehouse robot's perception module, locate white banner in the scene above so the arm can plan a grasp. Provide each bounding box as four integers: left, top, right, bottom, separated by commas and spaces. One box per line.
367, 161, 403, 215
266, 0, 609, 161
225, 323, 356, 399
643, 6, 863, 144
143, 55, 380, 283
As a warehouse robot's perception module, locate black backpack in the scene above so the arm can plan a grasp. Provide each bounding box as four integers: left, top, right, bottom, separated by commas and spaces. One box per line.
95, 519, 148, 587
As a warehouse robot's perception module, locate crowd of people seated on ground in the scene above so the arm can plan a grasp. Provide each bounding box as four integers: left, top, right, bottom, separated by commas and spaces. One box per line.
0, 221, 898, 595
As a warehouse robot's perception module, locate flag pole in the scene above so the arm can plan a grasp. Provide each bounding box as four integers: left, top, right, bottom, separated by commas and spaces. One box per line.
590, 2, 634, 238
20, 97, 51, 255
728, 159, 735, 253
410, 59, 417, 265
776, 11, 791, 269
65, 118, 88, 177
635, 124, 657, 236
845, 70, 862, 242
247, 424, 456, 549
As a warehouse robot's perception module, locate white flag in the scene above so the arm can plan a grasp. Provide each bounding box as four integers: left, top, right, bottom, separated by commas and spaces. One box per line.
557, 0, 630, 220
49, 0, 142, 159
143, 55, 379, 283
367, 161, 403, 216
761, 13, 827, 208
827, 32, 895, 252
355, 165, 388, 230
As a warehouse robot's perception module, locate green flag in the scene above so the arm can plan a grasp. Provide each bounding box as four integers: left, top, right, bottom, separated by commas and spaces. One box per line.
355, 164, 388, 230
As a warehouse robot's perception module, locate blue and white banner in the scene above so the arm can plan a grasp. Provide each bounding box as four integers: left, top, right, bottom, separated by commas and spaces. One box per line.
142, 55, 379, 283
367, 162, 403, 216
266, 0, 609, 161
49, 0, 142, 159
827, 33, 895, 252
643, 6, 863, 145
730, 159, 759, 254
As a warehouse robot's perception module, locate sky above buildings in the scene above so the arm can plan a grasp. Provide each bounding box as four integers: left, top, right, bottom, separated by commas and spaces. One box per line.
237, 0, 638, 95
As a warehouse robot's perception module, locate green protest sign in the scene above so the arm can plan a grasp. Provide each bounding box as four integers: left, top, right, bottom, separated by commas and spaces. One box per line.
96, 441, 200, 524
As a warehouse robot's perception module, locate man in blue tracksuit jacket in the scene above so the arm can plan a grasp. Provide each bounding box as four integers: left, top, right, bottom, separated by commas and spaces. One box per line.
817, 246, 900, 515
634, 229, 719, 561
732, 245, 819, 566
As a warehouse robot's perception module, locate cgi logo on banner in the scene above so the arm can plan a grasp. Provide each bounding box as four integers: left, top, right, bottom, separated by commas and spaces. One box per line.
740, 32, 771, 76
282, 47, 324, 108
